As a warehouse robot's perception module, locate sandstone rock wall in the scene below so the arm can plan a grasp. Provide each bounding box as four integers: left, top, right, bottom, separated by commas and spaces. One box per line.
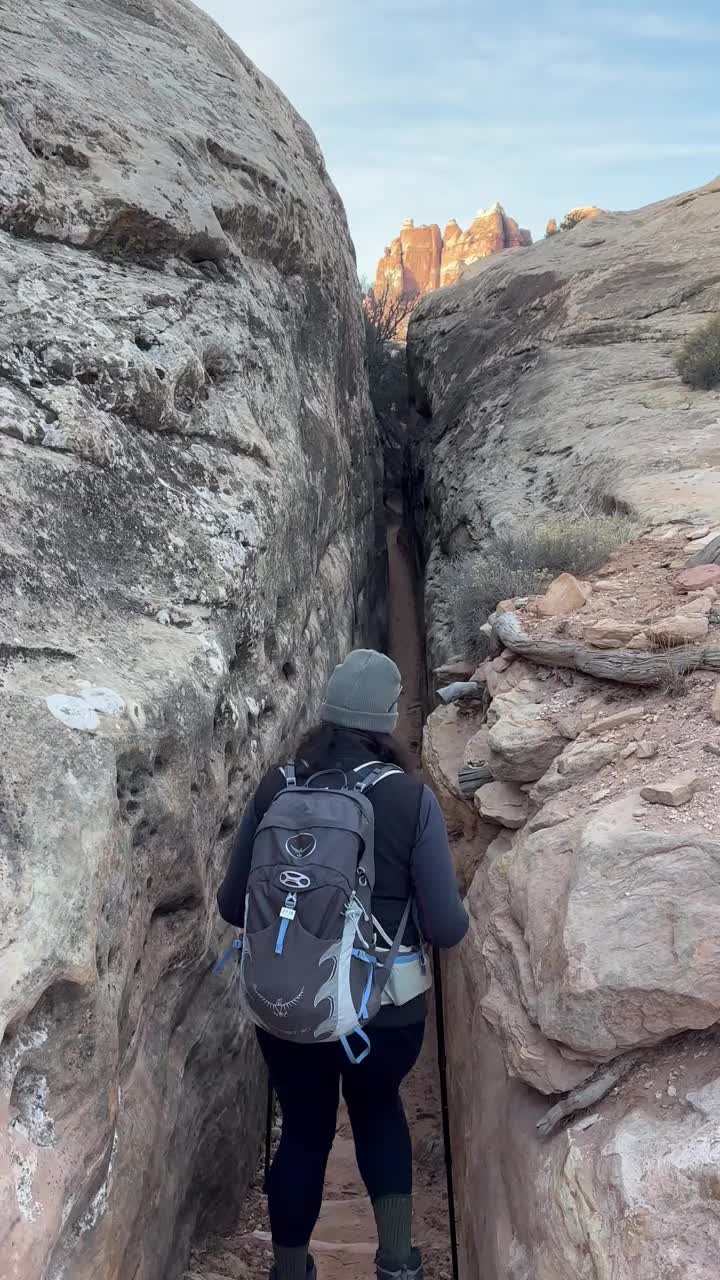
412, 184, 720, 1276
425, 532, 720, 1277
407, 179, 720, 667
0, 3, 383, 1277
374, 205, 531, 336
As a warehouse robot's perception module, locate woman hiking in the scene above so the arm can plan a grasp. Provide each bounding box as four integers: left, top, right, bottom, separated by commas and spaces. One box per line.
218, 649, 469, 1280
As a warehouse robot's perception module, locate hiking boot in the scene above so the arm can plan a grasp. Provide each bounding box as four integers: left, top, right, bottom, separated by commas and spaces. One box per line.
375, 1248, 423, 1280
269, 1255, 316, 1280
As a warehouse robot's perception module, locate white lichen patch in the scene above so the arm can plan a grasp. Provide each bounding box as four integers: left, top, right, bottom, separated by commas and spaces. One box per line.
10, 1072, 55, 1147
46, 694, 100, 733
12, 1150, 40, 1221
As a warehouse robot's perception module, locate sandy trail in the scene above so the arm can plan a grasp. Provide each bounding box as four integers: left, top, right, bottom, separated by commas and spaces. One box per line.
185, 511, 451, 1280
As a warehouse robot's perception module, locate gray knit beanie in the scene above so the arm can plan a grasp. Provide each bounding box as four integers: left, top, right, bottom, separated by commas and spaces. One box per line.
320, 649, 402, 734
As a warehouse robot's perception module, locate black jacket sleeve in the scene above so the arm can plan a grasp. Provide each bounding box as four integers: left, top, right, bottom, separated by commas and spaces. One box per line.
216, 767, 285, 926
216, 799, 260, 927
411, 786, 469, 948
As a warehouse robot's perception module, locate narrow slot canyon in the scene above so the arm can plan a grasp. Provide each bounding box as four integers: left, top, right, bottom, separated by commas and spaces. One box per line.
186, 491, 454, 1280
3, 5, 720, 1280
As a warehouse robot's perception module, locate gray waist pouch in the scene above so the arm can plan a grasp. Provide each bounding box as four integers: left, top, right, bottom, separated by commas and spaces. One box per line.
380, 948, 433, 1006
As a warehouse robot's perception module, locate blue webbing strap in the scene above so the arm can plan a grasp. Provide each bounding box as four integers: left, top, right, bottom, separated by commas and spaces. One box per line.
352, 948, 377, 1022
340, 1026, 371, 1065
275, 918, 290, 955
214, 936, 243, 973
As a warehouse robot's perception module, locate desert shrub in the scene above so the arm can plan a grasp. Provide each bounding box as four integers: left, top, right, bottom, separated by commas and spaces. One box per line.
560, 209, 589, 232
362, 280, 416, 418
496, 513, 634, 577
675, 315, 720, 390
441, 554, 538, 661
442, 513, 633, 659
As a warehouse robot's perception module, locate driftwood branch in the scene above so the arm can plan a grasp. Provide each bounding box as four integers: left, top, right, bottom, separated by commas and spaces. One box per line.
536, 1052, 642, 1138
492, 612, 720, 687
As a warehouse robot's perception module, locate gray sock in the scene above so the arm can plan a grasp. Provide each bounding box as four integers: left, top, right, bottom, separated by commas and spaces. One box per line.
273, 1244, 310, 1280
372, 1194, 413, 1263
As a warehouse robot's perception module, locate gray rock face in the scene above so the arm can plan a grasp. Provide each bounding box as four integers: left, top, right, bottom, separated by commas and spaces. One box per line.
407, 178, 720, 664
0, 3, 382, 1277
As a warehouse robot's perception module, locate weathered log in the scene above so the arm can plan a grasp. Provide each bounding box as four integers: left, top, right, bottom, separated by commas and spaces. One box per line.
492, 611, 720, 687
458, 765, 493, 797
433, 659, 476, 687
436, 681, 482, 704
689, 534, 720, 567
536, 1052, 641, 1138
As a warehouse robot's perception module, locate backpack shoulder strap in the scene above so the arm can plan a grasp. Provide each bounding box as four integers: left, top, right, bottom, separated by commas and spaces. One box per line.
376, 898, 413, 973
353, 761, 404, 794
280, 760, 297, 788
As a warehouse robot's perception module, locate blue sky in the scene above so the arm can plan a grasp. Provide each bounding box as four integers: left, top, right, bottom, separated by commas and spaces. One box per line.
196, 1, 720, 278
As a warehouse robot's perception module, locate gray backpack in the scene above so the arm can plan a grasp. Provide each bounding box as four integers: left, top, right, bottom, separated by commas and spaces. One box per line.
238, 761, 411, 1063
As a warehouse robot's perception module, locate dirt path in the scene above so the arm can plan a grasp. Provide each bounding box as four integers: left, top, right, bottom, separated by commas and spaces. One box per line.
185, 509, 451, 1280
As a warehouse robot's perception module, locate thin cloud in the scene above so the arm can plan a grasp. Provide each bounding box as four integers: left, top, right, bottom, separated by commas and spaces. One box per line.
194, 0, 720, 275
589, 7, 720, 41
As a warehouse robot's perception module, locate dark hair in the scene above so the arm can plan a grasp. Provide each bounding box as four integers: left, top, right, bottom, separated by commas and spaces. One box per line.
295, 723, 415, 776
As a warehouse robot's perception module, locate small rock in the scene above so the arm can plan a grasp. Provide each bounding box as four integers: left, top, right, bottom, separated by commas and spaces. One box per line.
626, 632, 650, 651
491, 653, 514, 672
622, 743, 638, 758
537, 572, 591, 617
646, 615, 709, 648
156, 608, 171, 625
686, 526, 711, 541
526, 800, 571, 833
585, 619, 643, 648
686, 527, 720, 550
667, 1085, 678, 1097
531, 738, 618, 801
475, 781, 529, 829
712, 683, 720, 724
640, 773, 700, 807
674, 565, 720, 593
590, 786, 613, 803
592, 579, 619, 592
681, 595, 714, 616
704, 743, 720, 758
636, 739, 658, 760
669, 557, 688, 570
686, 588, 718, 602
585, 707, 644, 735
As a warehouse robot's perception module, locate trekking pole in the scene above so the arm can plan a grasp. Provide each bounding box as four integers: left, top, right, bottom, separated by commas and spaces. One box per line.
432, 946, 459, 1280
263, 1079, 274, 1192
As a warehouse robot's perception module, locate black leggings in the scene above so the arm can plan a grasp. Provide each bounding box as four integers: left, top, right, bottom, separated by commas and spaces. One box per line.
257, 1021, 425, 1247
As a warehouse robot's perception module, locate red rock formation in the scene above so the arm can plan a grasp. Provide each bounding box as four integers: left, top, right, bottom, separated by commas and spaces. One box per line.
374, 205, 532, 336
549, 205, 605, 234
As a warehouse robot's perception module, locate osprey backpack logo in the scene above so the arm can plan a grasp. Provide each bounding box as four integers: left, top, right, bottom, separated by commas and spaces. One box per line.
285, 832, 316, 860
279, 869, 311, 890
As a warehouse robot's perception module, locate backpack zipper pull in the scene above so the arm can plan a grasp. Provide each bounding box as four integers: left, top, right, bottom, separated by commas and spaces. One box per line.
275, 893, 297, 956
280, 892, 297, 921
